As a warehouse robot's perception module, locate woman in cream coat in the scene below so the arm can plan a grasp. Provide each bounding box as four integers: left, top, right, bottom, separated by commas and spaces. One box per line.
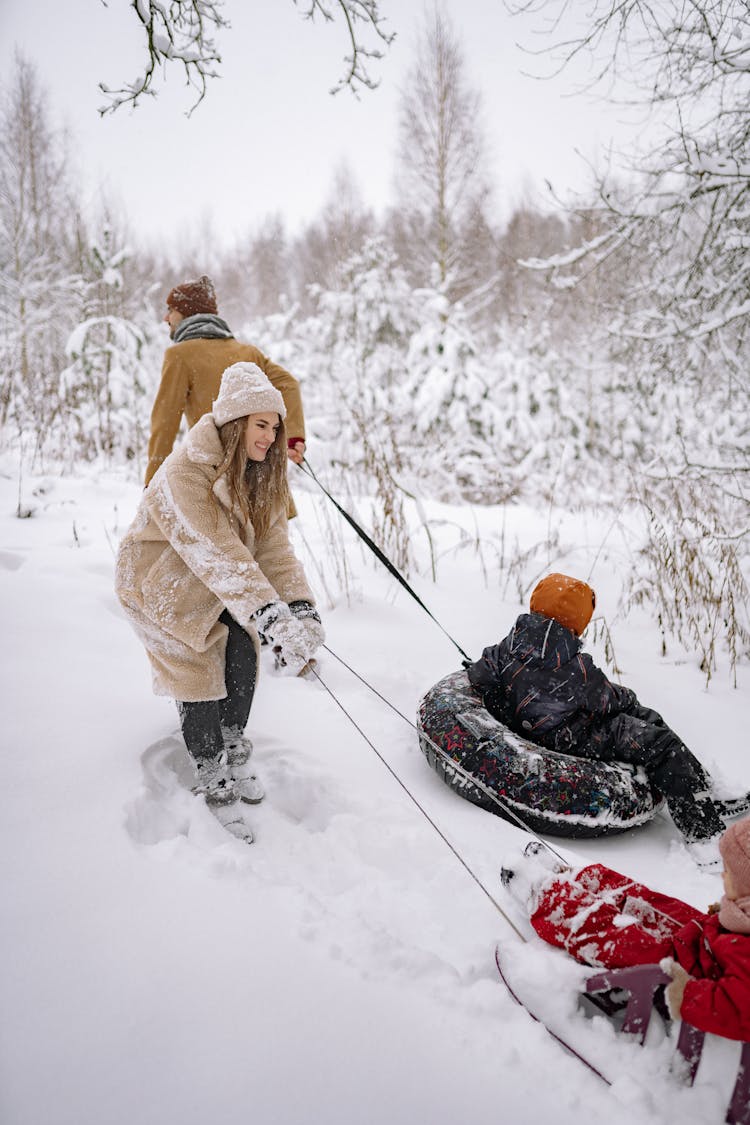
116, 362, 323, 841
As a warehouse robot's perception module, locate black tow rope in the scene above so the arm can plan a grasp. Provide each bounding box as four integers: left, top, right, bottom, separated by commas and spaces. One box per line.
315, 648, 692, 938
306, 653, 528, 941
298, 460, 470, 663
321, 644, 568, 865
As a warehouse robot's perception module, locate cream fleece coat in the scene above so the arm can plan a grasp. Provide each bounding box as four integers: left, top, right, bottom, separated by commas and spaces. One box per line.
116, 414, 314, 700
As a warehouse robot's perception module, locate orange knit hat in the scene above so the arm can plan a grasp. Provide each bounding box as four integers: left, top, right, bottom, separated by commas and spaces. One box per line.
529, 573, 596, 636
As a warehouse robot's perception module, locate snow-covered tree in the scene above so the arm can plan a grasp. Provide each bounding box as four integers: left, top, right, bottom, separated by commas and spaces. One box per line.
0, 56, 81, 455
0, 57, 162, 468
505, 1, 750, 673
297, 236, 418, 466
246, 238, 420, 569
292, 164, 376, 311
509, 1, 750, 385
59, 224, 158, 468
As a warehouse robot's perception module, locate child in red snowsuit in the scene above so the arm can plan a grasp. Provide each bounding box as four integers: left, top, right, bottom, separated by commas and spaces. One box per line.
510, 818, 750, 1042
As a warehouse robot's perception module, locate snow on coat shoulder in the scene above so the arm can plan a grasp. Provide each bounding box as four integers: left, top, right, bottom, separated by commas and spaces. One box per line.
115, 414, 314, 701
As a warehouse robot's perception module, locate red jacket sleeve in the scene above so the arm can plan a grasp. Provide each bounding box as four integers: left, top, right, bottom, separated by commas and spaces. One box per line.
530, 865, 698, 968
674, 916, 750, 1041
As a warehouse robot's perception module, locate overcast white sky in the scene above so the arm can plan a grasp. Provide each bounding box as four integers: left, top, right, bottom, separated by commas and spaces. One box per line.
1, 1, 648, 249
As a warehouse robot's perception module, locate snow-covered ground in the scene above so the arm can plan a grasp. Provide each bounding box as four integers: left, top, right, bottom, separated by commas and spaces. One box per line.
1, 456, 748, 1125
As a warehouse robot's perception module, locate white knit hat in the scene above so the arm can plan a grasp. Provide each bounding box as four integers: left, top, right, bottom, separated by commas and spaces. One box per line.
212, 362, 286, 427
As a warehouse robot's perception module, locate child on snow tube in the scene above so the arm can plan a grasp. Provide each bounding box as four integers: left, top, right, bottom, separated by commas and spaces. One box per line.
501, 817, 750, 1042
465, 573, 743, 864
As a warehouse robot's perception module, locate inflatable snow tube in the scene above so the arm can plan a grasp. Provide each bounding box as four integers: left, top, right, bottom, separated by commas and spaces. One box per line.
417, 670, 661, 839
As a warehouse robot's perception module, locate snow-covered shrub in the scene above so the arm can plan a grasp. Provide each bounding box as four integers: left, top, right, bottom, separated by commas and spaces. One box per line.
629, 469, 750, 686
59, 315, 150, 466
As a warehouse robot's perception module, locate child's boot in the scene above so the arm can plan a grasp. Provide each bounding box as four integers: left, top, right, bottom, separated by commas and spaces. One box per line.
500, 839, 570, 909
669, 794, 724, 868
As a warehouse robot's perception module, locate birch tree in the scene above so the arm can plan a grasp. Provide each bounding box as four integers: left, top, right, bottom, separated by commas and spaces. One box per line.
393, 4, 492, 300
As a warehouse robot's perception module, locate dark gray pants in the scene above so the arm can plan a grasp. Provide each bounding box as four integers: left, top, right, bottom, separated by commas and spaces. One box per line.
580, 701, 723, 840
582, 701, 708, 795
178, 611, 257, 763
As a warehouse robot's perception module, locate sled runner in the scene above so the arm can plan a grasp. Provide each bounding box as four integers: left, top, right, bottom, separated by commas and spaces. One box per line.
495, 941, 750, 1122
584, 964, 750, 1124
418, 669, 661, 838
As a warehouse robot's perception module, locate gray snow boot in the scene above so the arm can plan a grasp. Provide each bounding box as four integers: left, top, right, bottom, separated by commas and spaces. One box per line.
191, 757, 255, 842
231, 761, 265, 805
192, 755, 239, 807
223, 731, 254, 766
221, 733, 264, 804
211, 802, 254, 844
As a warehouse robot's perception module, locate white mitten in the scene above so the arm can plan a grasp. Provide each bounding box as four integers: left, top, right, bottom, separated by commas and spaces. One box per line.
253, 602, 311, 676
289, 600, 325, 656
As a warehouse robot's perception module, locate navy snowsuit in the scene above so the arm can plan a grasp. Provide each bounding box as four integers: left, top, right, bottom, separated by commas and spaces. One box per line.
466, 612, 721, 840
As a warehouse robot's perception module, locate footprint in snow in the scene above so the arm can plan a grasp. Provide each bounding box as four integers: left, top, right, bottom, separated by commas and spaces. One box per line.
0, 550, 25, 571
123, 731, 353, 850
257, 741, 357, 832
124, 733, 247, 859
123, 734, 195, 846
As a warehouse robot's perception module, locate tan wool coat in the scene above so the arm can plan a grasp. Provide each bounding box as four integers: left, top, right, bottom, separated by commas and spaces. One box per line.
117, 414, 314, 701
145, 338, 305, 486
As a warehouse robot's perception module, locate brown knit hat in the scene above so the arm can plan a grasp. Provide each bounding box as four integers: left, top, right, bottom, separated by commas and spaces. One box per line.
529, 573, 596, 636
719, 818, 750, 898
166, 275, 218, 317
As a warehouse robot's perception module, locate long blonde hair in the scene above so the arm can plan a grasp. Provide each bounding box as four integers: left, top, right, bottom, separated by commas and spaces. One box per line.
216, 414, 290, 539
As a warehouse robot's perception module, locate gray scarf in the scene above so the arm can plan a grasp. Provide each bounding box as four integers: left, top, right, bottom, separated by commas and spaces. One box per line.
173, 314, 234, 343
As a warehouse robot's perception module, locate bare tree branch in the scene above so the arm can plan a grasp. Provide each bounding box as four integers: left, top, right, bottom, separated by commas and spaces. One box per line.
98, 0, 395, 115
98, 0, 229, 116
294, 0, 396, 95
507, 1, 750, 355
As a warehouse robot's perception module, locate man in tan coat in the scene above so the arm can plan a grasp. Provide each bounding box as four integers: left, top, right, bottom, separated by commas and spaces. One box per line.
145, 274, 306, 486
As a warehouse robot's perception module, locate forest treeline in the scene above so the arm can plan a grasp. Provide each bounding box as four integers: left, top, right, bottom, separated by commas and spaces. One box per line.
1, 3, 748, 679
